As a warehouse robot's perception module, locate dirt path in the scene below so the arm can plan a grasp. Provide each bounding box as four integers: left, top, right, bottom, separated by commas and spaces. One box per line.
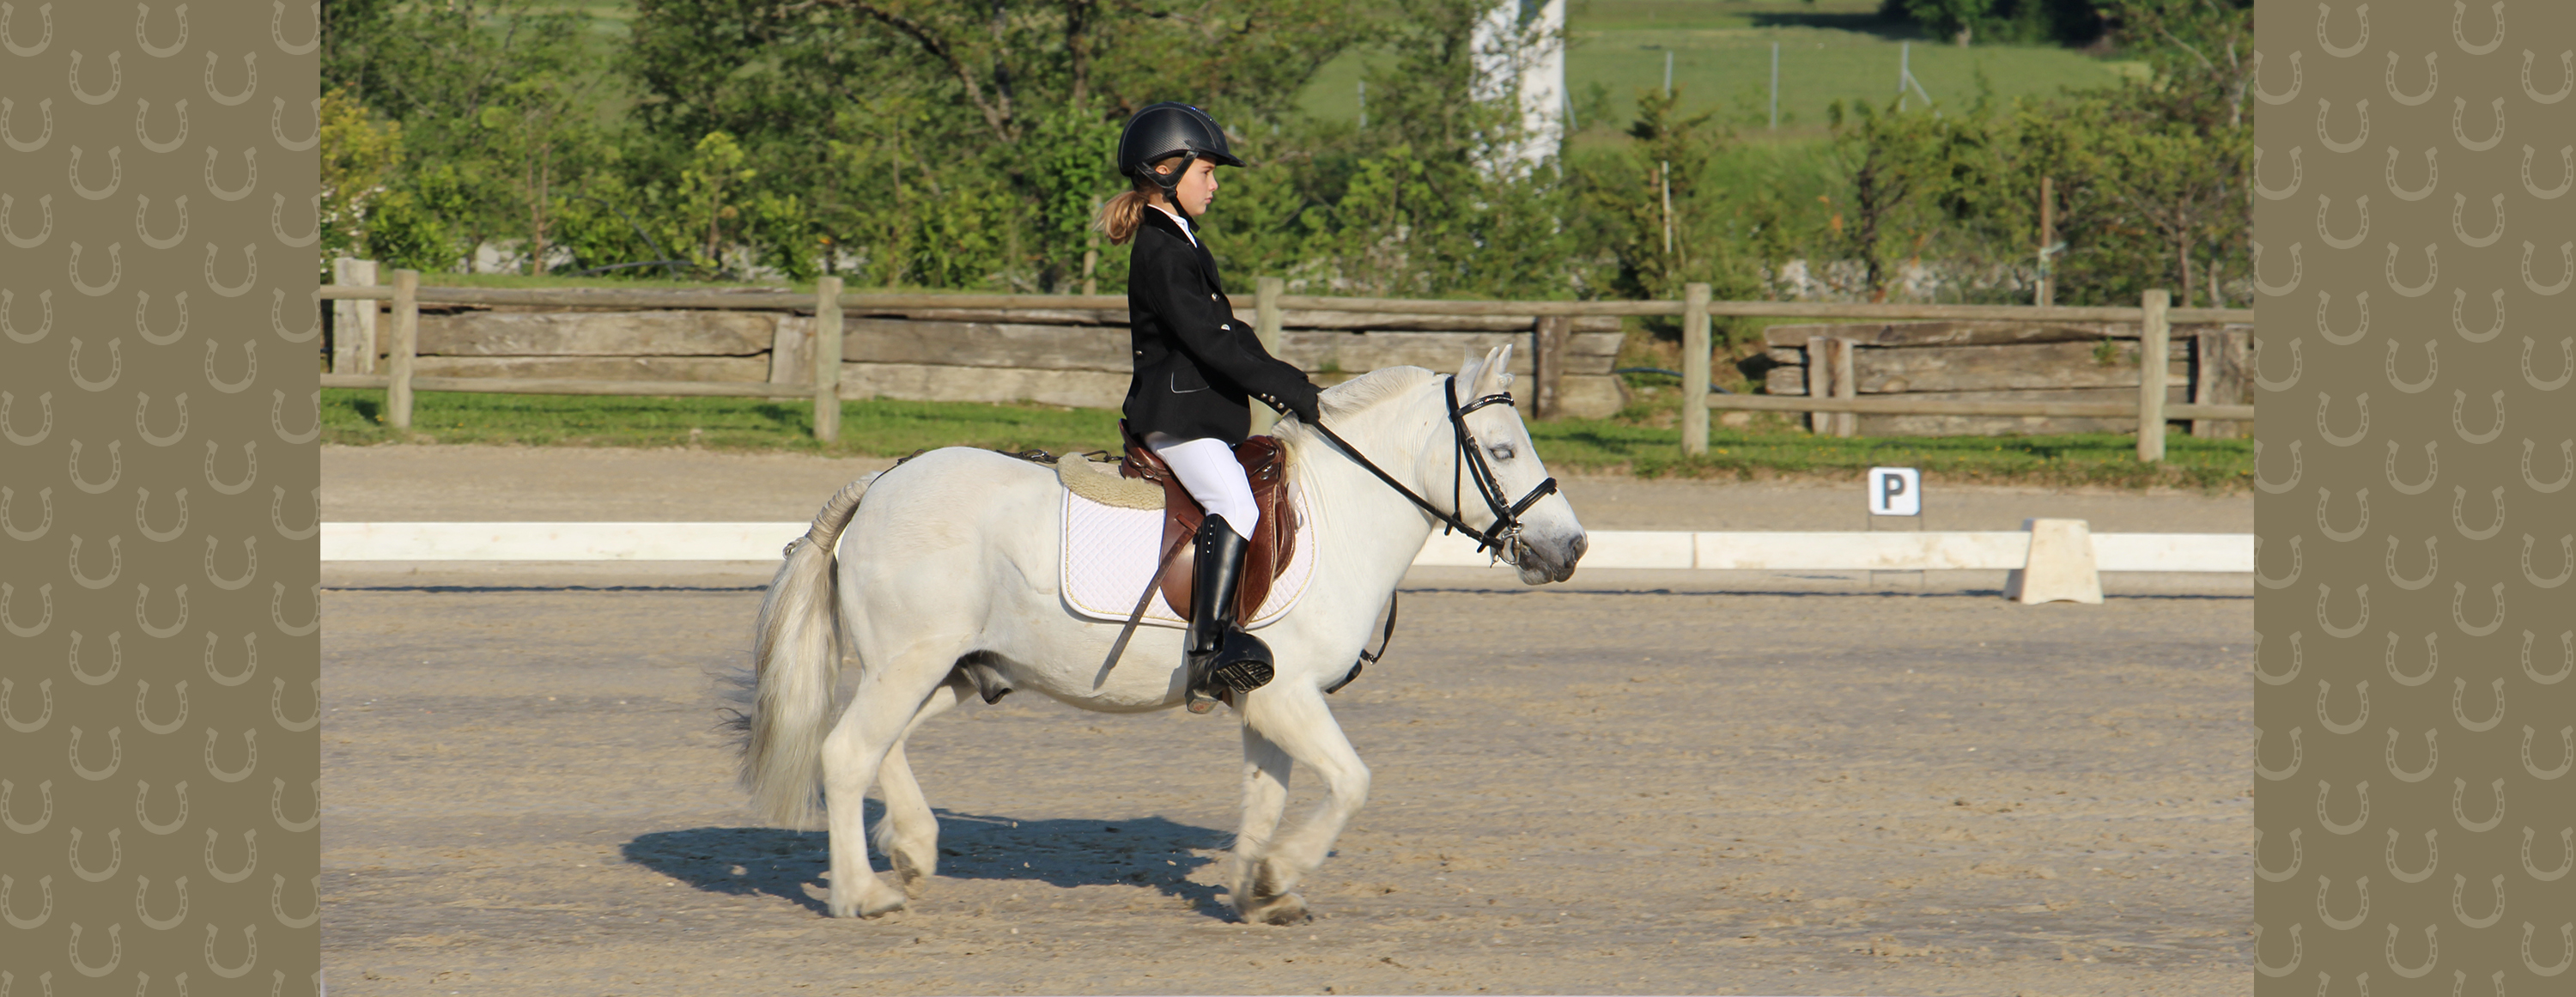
322, 443, 2251, 533
320, 570, 2252, 996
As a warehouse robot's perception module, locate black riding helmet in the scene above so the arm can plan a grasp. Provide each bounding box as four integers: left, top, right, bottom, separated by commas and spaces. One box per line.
1117, 101, 1245, 196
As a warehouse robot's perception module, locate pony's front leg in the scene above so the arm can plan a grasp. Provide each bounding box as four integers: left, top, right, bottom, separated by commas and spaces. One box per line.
1232, 683, 1371, 926
1230, 720, 1295, 918
820, 665, 951, 919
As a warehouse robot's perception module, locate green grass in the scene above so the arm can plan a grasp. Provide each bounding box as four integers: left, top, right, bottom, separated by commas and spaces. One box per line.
323, 389, 1128, 457
323, 387, 2253, 493
1297, 0, 2142, 143
415, 271, 793, 290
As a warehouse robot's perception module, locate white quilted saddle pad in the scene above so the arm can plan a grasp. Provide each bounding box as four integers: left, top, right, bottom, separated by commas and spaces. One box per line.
1059, 481, 1318, 629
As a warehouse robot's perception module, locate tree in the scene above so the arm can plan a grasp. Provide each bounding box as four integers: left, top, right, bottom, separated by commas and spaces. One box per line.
614, 0, 1364, 287
673, 132, 759, 277
1821, 98, 1959, 301
1879, 0, 2106, 47
317, 86, 402, 273
320, 0, 400, 97
344, 0, 605, 269
2097, 0, 2253, 127
1571, 87, 1741, 304
477, 70, 604, 274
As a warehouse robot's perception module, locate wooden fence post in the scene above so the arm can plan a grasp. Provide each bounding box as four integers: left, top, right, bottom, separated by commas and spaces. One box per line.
1829, 337, 1858, 438
2137, 288, 2170, 463
331, 258, 380, 374
813, 277, 843, 443
1532, 314, 1569, 419
2036, 177, 2055, 308
387, 269, 419, 429
1804, 335, 1831, 434
1682, 282, 1710, 455
1252, 277, 1285, 435
2191, 325, 2249, 440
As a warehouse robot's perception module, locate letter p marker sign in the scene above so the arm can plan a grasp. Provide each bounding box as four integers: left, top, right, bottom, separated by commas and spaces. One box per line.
1868, 466, 1921, 517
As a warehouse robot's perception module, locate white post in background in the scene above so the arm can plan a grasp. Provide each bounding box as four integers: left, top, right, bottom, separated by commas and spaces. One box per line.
1897, 41, 1936, 112
1770, 42, 1780, 130
1659, 47, 1673, 257
1469, 0, 1567, 176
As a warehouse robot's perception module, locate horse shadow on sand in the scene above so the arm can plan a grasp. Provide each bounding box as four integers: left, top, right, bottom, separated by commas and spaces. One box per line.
623, 804, 1239, 919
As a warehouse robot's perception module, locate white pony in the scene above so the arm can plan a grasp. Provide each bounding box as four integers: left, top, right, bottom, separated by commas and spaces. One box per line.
726, 345, 1589, 924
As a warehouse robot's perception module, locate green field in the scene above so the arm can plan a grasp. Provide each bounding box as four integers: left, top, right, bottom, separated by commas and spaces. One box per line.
506, 0, 2135, 143
320, 386, 2252, 492
1297, 0, 2142, 142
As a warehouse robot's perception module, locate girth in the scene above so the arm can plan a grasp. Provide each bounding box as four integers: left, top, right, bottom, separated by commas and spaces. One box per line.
1117, 420, 1300, 621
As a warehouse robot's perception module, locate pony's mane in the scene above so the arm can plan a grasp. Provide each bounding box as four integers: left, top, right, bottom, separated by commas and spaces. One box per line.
1315, 365, 1439, 420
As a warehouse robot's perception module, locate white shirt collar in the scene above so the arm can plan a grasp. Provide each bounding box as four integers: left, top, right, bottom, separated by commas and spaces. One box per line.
1151, 204, 1198, 246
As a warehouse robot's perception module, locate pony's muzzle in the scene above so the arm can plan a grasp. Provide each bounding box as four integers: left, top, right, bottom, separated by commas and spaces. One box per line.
1513, 530, 1586, 584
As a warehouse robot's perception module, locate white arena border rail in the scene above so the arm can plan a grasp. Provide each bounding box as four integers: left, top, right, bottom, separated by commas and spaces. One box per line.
320, 523, 2253, 574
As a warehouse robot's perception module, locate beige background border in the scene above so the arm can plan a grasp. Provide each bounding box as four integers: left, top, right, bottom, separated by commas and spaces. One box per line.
2253, 0, 2576, 992
1, 0, 319, 987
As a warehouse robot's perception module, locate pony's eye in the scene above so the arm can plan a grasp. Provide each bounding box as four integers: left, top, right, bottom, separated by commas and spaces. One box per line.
1488, 442, 1516, 460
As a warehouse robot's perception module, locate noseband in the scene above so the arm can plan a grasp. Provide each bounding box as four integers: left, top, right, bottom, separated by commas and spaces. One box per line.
1307, 375, 1559, 562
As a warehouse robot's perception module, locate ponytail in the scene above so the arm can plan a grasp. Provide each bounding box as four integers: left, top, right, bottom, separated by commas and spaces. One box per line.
1094, 189, 1151, 246
1091, 155, 1188, 246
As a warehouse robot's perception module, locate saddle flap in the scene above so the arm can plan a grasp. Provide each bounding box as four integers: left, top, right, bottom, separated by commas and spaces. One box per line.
1116, 420, 1301, 620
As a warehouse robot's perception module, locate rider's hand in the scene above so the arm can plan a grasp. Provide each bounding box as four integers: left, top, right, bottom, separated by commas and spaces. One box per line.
1285, 384, 1321, 426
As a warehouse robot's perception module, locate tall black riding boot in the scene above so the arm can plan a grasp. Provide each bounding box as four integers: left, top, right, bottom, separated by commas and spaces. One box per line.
1184, 514, 1274, 714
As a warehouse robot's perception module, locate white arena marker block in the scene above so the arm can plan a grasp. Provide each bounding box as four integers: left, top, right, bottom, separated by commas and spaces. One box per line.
1692, 532, 2029, 571
321, 522, 806, 562
2090, 532, 2254, 573
1571, 531, 1695, 569
2004, 518, 2103, 605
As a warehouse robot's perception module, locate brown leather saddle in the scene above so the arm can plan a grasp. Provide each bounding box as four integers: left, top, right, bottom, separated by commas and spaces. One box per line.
1117, 420, 1300, 622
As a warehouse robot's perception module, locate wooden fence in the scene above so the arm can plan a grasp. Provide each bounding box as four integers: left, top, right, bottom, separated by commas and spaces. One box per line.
317, 276, 2254, 463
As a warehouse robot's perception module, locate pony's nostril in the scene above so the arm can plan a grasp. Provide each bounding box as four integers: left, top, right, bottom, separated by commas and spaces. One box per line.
1568, 532, 1589, 562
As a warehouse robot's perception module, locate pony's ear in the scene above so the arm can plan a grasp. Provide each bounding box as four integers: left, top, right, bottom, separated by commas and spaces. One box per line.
1457, 347, 1483, 384
1472, 343, 1514, 398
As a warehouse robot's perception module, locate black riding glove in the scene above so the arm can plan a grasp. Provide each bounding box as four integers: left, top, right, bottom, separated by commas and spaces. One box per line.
1283, 383, 1322, 426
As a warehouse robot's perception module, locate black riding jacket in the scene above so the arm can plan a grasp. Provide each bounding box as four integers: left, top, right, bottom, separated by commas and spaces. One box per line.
1121, 207, 1320, 444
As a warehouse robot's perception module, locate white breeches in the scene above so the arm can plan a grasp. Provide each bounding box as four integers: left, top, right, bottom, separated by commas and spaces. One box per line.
1147, 436, 1260, 540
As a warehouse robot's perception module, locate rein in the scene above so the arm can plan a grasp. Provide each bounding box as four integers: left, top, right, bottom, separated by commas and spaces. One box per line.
1304, 375, 1558, 562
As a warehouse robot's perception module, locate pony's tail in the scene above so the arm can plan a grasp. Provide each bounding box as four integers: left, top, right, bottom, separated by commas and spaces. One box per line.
725, 473, 873, 830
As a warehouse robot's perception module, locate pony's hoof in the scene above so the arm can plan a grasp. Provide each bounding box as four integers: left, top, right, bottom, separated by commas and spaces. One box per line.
828, 885, 909, 919
891, 851, 934, 899
1242, 891, 1309, 926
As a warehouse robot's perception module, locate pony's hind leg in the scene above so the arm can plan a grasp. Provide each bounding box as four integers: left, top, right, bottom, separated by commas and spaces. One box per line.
819, 648, 958, 919
873, 674, 971, 899
1232, 684, 1372, 926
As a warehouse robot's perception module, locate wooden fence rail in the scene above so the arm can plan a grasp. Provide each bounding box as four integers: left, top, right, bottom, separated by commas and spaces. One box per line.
316, 275, 2253, 462
312, 283, 2249, 325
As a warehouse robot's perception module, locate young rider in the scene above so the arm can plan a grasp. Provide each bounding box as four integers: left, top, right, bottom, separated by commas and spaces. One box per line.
1094, 101, 1324, 714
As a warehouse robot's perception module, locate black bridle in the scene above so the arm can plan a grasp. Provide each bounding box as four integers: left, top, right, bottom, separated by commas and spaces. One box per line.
1305, 375, 1559, 562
